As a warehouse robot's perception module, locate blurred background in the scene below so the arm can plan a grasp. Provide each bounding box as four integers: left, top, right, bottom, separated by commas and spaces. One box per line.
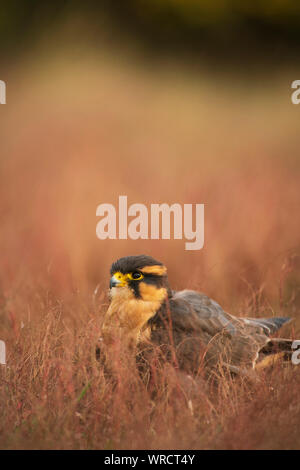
1, 0, 300, 320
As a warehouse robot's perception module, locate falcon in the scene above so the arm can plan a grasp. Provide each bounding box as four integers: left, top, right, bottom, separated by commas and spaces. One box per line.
101, 254, 296, 376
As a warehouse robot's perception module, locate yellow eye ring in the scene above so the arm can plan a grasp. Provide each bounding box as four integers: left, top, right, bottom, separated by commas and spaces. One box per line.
128, 271, 144, 281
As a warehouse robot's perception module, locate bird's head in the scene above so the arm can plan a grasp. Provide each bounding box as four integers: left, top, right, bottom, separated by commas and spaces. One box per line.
103, 255, 170, 346
109, 254, 170, 303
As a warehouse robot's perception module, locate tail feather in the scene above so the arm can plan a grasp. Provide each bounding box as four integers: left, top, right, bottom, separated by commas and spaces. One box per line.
256, 337, 297, 368
255, 351, 287, 370
262, 337, 294, 353
245, 316, 291, 335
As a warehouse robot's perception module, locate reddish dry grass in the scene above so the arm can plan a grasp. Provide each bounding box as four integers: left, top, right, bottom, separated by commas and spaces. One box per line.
0, 48, 300, 449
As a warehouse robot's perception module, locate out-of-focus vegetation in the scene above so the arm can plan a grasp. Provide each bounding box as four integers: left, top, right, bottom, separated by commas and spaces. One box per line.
0, 49, 300, 448
1, 0, 300, 451
1, 0, 300, 61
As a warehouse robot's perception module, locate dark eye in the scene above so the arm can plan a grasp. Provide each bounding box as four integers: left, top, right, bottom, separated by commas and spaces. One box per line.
131, 271, 143, 280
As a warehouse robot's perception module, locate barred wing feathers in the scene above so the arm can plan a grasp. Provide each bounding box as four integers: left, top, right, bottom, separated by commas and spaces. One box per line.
166, 290, 291, 370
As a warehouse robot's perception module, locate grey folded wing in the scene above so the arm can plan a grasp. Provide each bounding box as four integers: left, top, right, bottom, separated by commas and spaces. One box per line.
243, 317, 291, 336
170, 289, 240, 337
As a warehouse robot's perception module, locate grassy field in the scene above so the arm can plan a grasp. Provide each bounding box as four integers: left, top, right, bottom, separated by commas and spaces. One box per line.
0, 48, 300, 449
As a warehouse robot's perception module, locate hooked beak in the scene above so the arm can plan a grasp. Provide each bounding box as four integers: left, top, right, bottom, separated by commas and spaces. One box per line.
109, 272, 127, 289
